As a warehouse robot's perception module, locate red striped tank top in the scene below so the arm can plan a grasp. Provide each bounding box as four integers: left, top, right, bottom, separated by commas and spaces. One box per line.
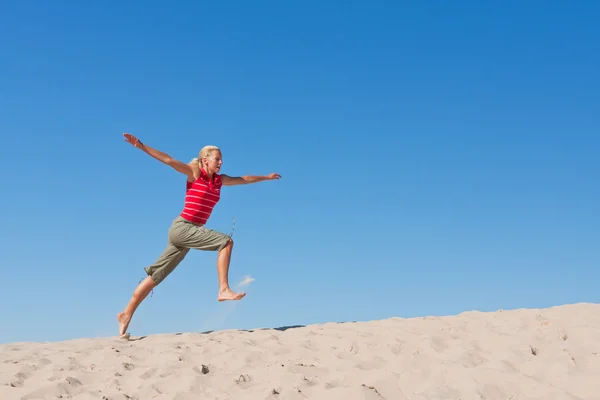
180, 169, 222, 225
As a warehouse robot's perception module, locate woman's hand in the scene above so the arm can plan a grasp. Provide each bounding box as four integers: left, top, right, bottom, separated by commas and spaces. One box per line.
123, 133, 144, 149
267, 173, 282, 180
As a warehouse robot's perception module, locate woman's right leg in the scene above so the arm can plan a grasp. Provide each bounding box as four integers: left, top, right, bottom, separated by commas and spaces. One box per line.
117, 276, 156, 337
118, 241, 190, 337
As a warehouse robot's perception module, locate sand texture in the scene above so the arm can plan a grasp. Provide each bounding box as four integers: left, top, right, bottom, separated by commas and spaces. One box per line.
1, 303, 600, 399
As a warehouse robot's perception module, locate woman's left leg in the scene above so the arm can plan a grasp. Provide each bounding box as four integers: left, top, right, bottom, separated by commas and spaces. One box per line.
169, 218, 246, 301
216, 238, 245, 301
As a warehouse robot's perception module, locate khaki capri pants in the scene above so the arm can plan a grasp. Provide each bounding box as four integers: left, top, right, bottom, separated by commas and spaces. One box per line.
145, 216, 232, 285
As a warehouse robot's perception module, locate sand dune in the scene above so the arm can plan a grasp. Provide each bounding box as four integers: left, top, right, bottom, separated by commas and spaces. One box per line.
2, 303, 600, 399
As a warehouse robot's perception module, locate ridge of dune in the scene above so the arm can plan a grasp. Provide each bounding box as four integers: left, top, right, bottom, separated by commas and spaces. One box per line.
1, 302, 599, 399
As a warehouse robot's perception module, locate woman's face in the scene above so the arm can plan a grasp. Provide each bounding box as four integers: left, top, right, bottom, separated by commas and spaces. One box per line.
204, 150, 223, 174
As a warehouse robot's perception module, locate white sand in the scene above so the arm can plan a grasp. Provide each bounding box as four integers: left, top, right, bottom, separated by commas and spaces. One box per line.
2, 303, 600, 399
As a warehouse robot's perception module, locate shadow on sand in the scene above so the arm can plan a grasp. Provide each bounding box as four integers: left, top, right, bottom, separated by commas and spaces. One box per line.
128, 336, 147, 341
124, 321, 360, 340
198, 324, 307, 335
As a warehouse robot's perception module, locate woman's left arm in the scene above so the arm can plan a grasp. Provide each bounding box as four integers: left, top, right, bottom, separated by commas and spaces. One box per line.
221, 173, 282, 186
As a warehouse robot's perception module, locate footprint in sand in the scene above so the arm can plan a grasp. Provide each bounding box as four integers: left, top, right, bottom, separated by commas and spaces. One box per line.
324, 379, 343, 390
234, 374, 256, 392
459, 350, 487, 368
38, 358, 52, 367
122, 362, 135, 371
430, 336, 448, 353
388, 343, 403, 355
235, 374, 252, 384
65, 377, 83, 387
9, 372, 28, 388
140, 368, 157, 380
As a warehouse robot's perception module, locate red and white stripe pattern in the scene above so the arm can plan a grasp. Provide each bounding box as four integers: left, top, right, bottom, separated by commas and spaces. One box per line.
180, 171, 222, 225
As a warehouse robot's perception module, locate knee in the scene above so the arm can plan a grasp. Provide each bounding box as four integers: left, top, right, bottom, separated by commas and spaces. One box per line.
222, 238, 233, 250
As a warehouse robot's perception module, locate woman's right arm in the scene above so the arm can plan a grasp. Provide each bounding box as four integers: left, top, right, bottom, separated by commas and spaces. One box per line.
123, 133, 194, 180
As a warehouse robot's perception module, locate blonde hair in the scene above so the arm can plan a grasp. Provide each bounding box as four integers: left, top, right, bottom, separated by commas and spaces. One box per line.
198, 145, 221, 167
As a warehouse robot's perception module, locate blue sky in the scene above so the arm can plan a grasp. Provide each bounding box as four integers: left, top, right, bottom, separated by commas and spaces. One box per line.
1, 1, 598, 344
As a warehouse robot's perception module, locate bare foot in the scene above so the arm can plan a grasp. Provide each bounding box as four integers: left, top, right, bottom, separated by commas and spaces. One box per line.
218, 288, 246, 301
117, 312, 132, 336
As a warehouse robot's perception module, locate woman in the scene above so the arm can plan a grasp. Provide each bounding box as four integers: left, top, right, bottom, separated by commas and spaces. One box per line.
118, 133, 281, 338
